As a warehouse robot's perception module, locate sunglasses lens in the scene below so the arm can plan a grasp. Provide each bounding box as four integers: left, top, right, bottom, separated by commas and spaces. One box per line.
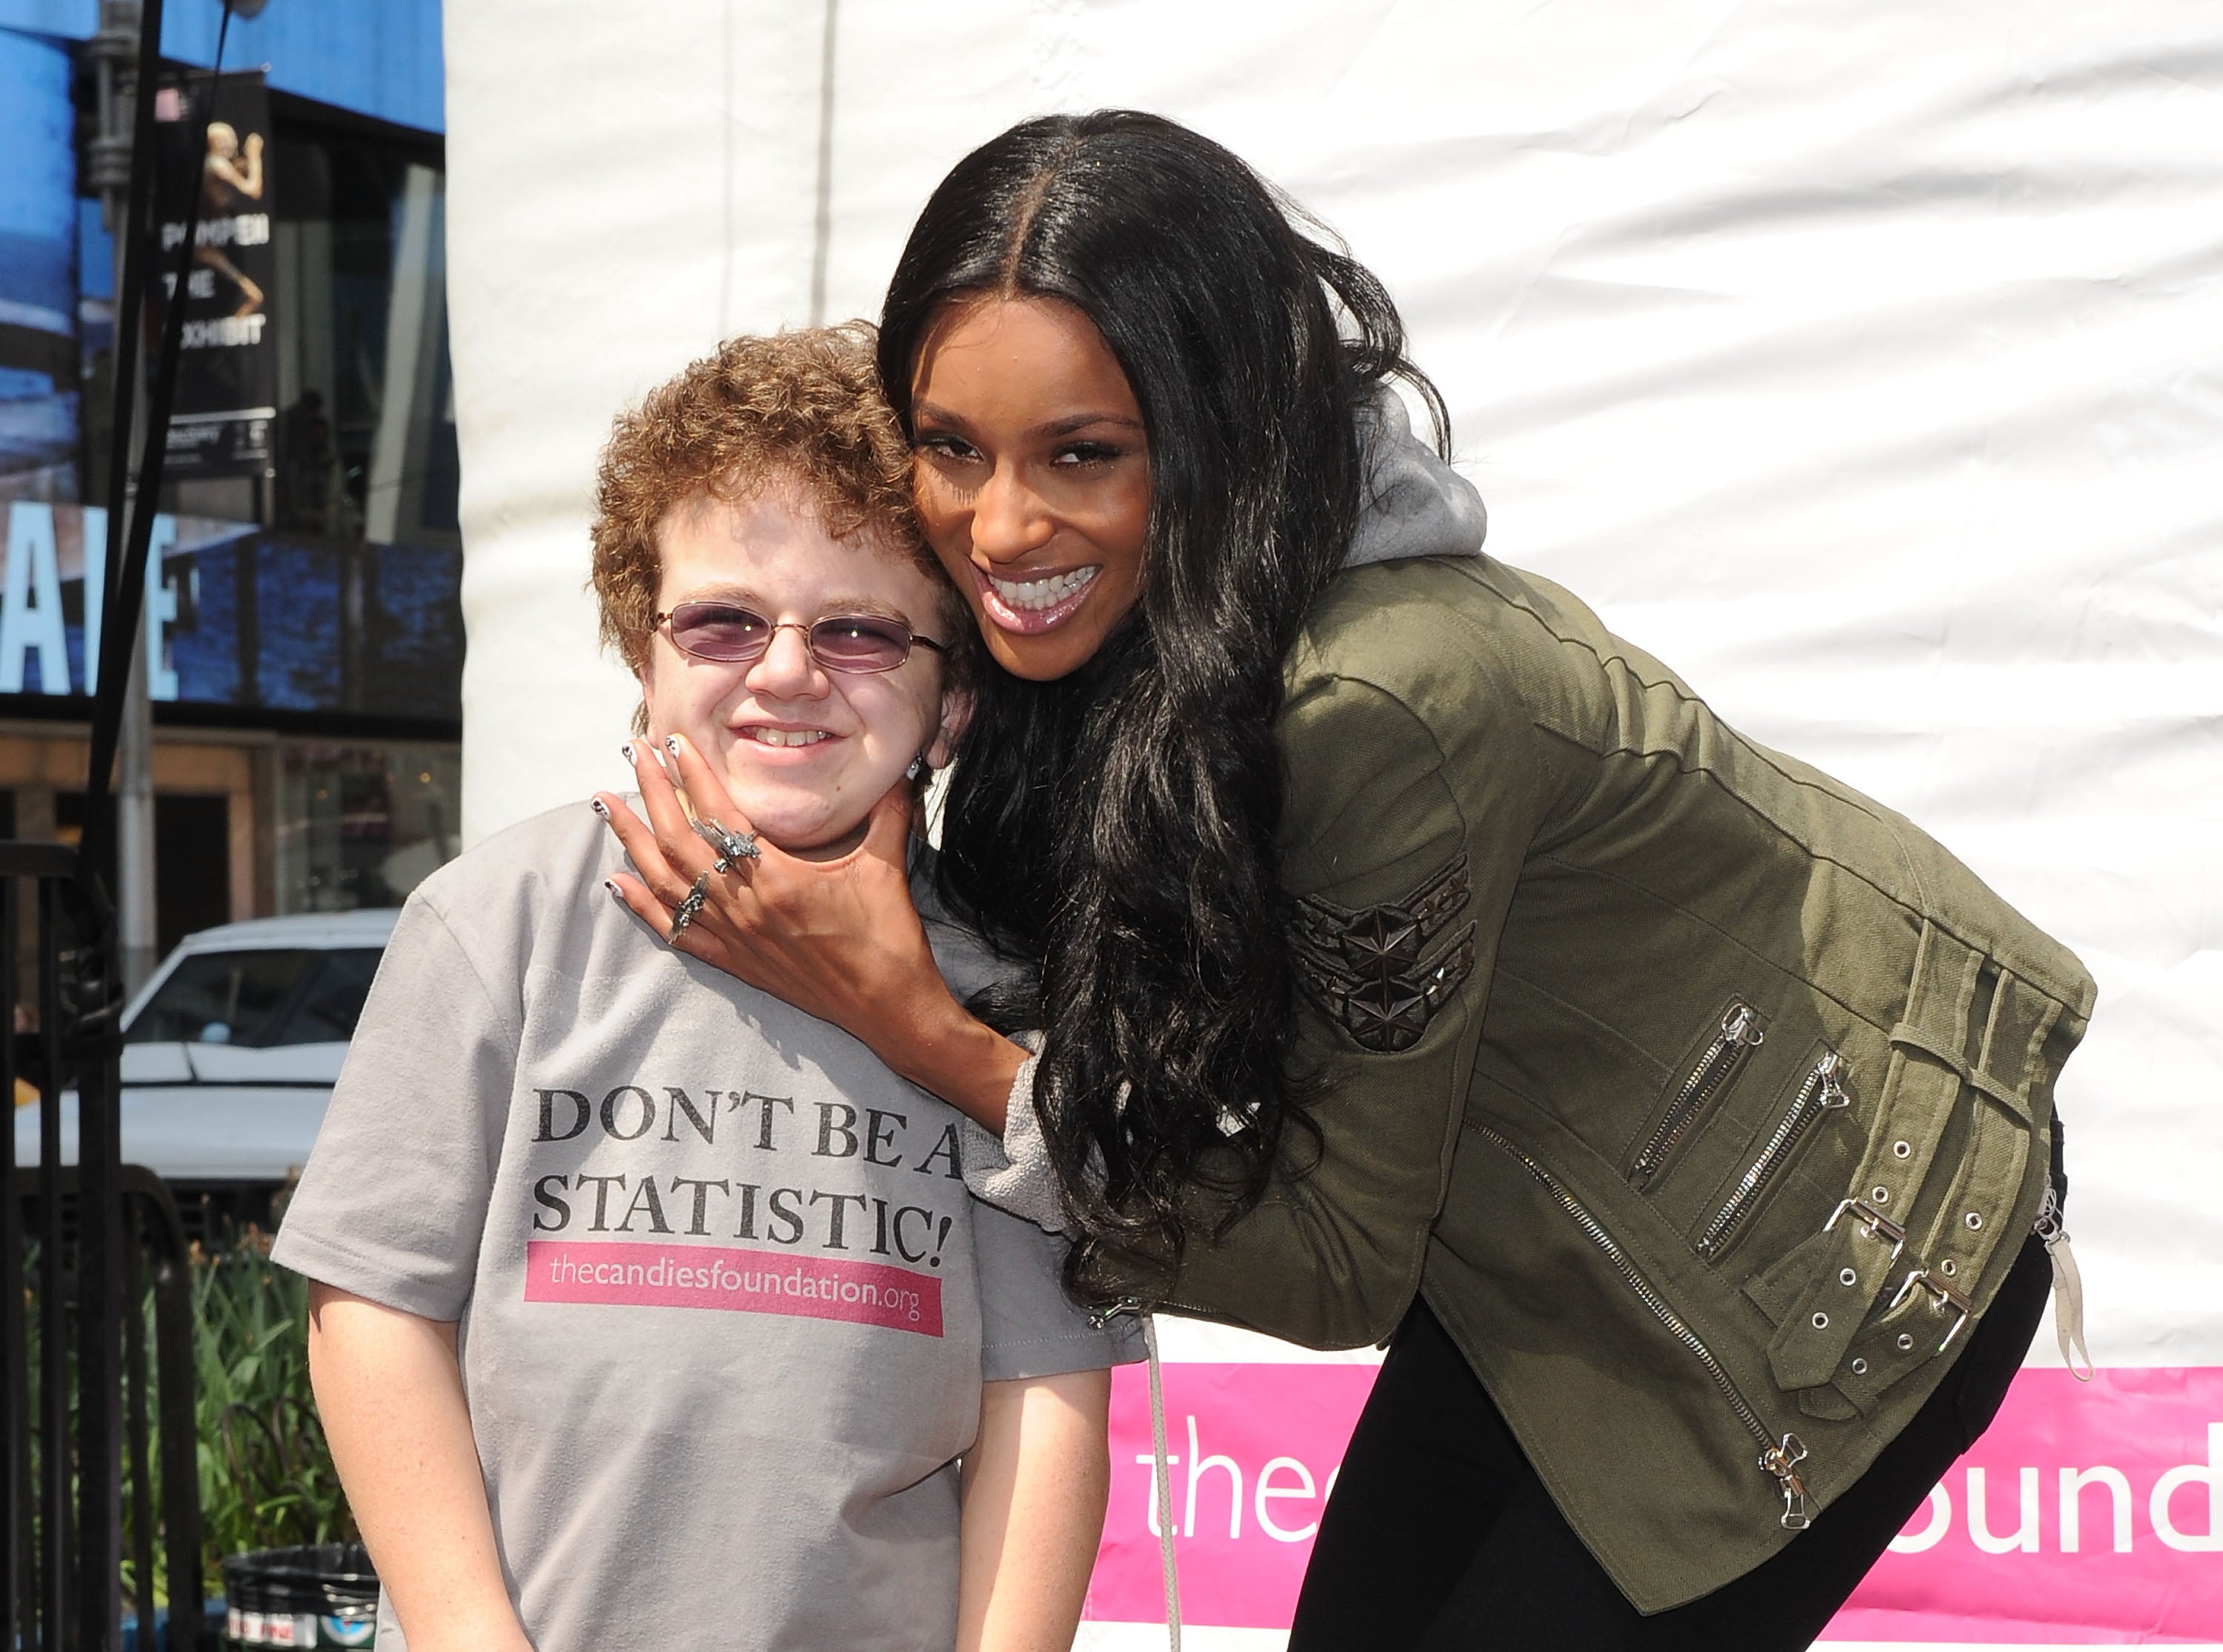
809, 616, 912, 672
670, 604, 769, 661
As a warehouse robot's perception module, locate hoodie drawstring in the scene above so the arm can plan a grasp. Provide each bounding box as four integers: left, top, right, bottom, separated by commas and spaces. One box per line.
1140, 1311, 1183, 1650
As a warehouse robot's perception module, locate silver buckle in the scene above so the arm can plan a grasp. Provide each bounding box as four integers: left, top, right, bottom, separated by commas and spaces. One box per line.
1890, 1268, 1975, 1351
1825, 1197, 1907, 1263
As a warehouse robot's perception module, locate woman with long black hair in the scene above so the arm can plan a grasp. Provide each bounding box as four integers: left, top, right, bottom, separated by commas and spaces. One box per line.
606, 110, 2093, 1648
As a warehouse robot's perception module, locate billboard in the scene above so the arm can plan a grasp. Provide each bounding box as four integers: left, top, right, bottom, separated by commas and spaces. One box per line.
0, 499, 461, 722
155, 70, 277, 480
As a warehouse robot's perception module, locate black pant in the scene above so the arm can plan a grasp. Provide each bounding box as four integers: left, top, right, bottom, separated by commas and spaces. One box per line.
1288, 1233, 2053, 1651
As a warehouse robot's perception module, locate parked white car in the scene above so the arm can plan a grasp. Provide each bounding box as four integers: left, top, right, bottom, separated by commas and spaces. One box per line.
13, 910, 397, 1207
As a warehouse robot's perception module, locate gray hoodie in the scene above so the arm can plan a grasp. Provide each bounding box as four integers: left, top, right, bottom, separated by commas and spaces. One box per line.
1346, 390, 1487, 568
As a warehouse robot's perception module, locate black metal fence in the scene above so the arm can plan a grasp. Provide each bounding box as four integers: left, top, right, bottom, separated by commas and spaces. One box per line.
4, 846, 206, 1652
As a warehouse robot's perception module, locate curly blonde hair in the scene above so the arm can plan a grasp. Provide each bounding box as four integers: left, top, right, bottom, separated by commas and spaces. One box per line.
590, 322, 954, 682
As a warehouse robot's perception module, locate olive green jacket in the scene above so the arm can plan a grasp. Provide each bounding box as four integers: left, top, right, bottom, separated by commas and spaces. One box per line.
1012, 553, 2093, 1611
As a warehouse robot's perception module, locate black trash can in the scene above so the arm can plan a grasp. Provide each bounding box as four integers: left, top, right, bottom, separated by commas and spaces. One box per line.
220, 1542, 378, 1648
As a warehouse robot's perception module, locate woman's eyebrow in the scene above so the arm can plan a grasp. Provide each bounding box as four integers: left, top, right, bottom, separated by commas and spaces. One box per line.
1037, 411, 1144, 438
911, 400, 1142, 439
910, 399, 968, 430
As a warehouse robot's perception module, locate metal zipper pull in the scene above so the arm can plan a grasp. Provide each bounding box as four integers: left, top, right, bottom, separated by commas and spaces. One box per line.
1761, 1433, 1812, 1529
1726, 1002, 1765, 1044
1089, 1295, 1149, 1328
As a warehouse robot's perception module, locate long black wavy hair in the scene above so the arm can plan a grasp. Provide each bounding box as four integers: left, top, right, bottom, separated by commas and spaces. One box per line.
878, 110, 1447, 1294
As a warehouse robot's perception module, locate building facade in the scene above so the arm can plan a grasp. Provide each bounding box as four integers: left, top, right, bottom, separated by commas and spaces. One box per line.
0, 0, 456, 956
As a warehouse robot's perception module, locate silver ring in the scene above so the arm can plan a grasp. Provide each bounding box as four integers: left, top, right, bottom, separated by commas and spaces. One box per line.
667, 872, 711, 943
692, 816, 759, 867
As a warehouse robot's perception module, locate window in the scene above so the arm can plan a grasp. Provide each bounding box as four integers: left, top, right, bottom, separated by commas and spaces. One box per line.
274, 945, 381, 1043
125, 946, 382, 1047
275, 742, 459, 912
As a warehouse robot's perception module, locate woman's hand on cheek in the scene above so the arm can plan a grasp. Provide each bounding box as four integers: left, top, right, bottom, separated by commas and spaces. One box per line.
593, 734, 960, 1081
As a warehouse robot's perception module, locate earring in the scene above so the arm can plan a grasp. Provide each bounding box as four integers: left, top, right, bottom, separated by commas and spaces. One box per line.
906, 752, 927, 781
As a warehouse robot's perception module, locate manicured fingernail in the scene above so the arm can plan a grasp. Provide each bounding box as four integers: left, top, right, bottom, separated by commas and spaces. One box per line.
619, 742, 634, 765
602, 879, 624, 902
590, 797, 610, 819
664, 733, 682, 756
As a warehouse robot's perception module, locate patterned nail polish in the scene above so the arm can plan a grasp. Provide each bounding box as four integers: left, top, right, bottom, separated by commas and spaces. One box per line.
602, 879, 625, 902
590, 797, 610, 819
619, 742, 634, 765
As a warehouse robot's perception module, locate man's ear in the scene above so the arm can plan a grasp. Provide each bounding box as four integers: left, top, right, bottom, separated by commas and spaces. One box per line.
926, 685, 973, 770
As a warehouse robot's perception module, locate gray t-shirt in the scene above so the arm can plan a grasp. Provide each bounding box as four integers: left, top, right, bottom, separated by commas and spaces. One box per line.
272, 805, 1132, 1652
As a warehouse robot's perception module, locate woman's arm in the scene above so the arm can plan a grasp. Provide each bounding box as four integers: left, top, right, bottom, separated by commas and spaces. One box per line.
958, 1370, 1113, 1652
599, 736, 1026, 1127
305, 1285, 533, 1652
963, 657, 1538, 1345
1123, 665, 1533, 1348
601, 625, 1535, 1351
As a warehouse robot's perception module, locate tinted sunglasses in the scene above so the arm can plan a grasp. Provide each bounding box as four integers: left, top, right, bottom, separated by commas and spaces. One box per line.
655, 601, 950, 675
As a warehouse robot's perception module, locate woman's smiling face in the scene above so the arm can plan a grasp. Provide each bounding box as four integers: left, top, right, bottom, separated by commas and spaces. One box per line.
639, 484, 960, 859
907, 295, 1152, 682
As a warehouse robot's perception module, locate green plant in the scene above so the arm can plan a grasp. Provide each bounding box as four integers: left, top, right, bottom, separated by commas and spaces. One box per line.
185, 1225, 356, 1591
16, 1218, 356, 1607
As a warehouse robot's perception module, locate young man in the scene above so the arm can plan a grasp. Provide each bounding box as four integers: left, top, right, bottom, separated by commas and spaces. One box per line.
273, 325, 1132, 1652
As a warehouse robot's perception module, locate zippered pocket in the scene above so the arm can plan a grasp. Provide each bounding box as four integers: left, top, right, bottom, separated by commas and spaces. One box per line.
1472, 1120, 1815, 1530
1695, 1049, 1851, 1261
1630, 999, 1768, 1186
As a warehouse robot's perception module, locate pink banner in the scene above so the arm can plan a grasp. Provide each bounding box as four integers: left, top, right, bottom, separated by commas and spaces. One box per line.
1087, 1364, 1378, 1628
1834, 1367, 2223, 1644
1085, 1364, 2223, 1642
523, 1239, 943, 1336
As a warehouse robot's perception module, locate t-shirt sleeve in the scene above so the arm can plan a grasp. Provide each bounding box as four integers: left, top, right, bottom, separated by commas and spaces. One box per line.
972, 1198, 1142, 1381
269, 890, 517, 1321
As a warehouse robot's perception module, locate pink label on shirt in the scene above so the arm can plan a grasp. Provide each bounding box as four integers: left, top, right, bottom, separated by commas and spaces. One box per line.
524, 1240, 943, 1336
1083, 1363, 2223, 1640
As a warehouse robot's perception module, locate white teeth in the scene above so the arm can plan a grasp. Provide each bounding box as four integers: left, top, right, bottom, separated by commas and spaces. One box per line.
988, 566, 1101, 612
746, 727, 828, 747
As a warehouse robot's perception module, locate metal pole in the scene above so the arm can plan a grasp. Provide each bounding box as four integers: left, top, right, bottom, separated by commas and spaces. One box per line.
79, 4, 168, 1642
0, 879, 21, 1652
93, 3, 159, 988
118, 642, 158, 994
92, 0, 161, 997
87, 3, 138, 236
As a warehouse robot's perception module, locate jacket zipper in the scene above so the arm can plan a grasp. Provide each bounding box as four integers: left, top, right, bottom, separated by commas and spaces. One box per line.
1632, 1001, 1767, 1185
1695, 1050, 1851, 1260
1472, 1120, 1814, 1530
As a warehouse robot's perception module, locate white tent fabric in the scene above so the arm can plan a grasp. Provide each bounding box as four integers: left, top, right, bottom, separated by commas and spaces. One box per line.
445, 4, 2223, 1644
